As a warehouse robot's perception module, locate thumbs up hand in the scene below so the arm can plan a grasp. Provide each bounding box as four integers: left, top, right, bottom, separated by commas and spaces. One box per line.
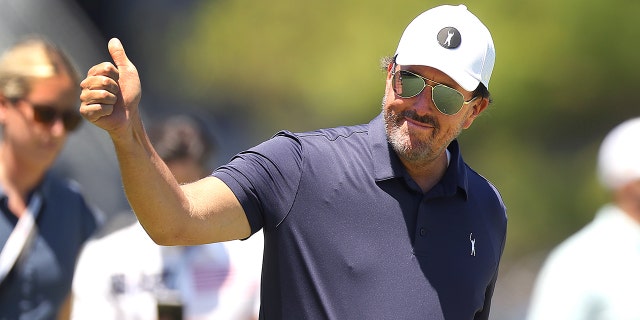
80, 38, 142, 136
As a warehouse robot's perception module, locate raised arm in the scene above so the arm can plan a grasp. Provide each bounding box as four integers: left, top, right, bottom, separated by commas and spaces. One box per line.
79, 38, 250, 245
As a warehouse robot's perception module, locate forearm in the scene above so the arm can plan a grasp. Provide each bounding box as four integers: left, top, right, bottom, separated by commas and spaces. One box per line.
110, 117, 190, 244
79, 39, 251, 244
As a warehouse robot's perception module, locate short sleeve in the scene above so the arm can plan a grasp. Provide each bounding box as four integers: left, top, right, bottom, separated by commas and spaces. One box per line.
213, 131, 303, 234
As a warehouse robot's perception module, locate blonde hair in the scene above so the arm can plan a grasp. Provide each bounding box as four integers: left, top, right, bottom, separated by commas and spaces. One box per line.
0, 36, 79, 100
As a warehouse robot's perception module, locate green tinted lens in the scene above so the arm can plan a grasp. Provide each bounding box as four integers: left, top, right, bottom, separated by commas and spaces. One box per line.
432, 85, 464, 115
397, 71, 425, 98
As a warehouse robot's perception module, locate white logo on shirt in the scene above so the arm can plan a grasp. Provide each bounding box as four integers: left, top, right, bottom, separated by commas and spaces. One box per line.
469, 233, 476, 256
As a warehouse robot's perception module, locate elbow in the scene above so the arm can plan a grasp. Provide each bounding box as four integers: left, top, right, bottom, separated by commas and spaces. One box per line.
139, 222, 184, 246
148, 233, 174, 246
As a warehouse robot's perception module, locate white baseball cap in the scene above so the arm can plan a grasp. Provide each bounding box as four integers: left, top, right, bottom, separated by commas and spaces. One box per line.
598, 117, 640, 190
394, 4, 495, 92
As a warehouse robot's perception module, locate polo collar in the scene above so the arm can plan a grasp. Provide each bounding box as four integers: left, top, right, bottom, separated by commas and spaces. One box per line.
370, 114, 404, 181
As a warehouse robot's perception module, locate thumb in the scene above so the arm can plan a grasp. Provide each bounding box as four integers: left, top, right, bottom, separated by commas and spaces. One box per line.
108, 38, 131, 68
105, 37, 142, 111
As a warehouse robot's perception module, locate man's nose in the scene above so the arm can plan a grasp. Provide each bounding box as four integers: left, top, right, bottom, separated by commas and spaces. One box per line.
412, 86, 437, 116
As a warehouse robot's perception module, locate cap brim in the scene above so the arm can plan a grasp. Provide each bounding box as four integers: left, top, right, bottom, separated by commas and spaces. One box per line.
396, 53, 481, 92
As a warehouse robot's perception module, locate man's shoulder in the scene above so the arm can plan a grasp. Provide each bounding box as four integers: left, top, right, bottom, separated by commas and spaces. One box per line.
460, 163, 507, 232
286, 123, 373, 158
464, 164, 503, 203
294, 122, 370, 141
262, 115, 382, 151
258, 123, 372, 158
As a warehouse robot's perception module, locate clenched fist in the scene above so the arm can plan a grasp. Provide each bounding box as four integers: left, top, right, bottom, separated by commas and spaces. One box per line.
79, 38, 142, 136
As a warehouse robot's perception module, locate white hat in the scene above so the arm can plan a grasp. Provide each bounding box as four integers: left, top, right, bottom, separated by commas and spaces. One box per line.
394, 4, 495, 92
598, 117, 640, 190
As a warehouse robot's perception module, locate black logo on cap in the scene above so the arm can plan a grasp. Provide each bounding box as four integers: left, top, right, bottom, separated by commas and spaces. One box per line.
437, 27, 461, 49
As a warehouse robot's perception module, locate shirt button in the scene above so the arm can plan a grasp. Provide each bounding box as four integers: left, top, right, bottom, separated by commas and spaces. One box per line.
419, 227, 426, 237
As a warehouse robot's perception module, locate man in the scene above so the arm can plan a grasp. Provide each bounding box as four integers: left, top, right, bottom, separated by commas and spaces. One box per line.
0, 37, 100, 319
71, 114, 263, 320
527, 118, 640, 319
80, 4, 507, 319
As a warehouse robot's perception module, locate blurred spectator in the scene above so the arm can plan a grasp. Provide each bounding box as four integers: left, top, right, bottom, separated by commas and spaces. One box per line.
1, 0, 132, 229
527, 117, 640, 319
0, 36, 100, 320
71, 114, 263, 320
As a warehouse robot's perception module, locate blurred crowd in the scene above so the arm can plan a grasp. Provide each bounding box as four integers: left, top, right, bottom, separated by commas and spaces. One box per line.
0, 1, 262, 319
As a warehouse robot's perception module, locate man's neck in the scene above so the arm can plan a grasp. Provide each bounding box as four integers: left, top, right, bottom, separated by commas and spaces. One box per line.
401, 151, 449, 193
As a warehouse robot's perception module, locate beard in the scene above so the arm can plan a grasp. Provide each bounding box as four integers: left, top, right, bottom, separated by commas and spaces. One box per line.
383, 101, 441, 164
381, 93, 466, 165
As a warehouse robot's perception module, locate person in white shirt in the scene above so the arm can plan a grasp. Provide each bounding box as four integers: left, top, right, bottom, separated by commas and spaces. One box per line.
527, 117, 640, 320
71, 114, 263, 320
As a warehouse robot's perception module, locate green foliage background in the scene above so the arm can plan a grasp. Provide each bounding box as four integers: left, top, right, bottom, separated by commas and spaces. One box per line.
131, 0, 640, 262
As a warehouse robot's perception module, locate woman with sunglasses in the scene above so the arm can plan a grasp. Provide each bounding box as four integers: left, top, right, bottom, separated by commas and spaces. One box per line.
0, 36, 100, 319
80, 4, 506, 319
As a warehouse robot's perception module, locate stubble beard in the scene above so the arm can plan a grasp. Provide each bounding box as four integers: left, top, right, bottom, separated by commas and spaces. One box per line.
382, 94, 467, 166
382, 95, 440, 164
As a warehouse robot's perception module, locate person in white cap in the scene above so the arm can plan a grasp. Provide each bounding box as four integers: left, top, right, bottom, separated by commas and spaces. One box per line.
527, 117, 640, 320
78, 4, 506, 319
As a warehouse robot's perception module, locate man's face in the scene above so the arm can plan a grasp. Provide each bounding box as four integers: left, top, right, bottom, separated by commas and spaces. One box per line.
382, 64, 485, 166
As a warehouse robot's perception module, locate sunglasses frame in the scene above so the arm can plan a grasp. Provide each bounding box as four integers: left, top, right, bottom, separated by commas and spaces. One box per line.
390, 64, 478, 116
11, 98, 82, 132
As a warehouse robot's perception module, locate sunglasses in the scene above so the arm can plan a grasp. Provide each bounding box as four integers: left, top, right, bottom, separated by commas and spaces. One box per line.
32, 105, 82, 132
391, 69, 478, 115
12, 98, 83, 132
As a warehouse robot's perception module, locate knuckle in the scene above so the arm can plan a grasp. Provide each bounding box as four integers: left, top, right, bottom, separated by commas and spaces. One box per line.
80, 103, 113, 121
97, 89, 116, 101
80, 88, 117, 105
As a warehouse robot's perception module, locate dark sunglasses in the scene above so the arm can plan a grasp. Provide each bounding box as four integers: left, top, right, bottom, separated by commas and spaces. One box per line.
391, 68, 478, 115
32, 105, 82, 131
13, 98, 83, 132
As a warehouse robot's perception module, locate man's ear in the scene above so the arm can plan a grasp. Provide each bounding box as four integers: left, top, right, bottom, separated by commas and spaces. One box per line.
462, 98, 489, 129
386, 63, 394, 80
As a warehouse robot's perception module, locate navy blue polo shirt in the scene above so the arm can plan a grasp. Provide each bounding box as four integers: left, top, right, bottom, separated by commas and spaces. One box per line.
213, 113, 507, 319
0, 172, 99, 319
